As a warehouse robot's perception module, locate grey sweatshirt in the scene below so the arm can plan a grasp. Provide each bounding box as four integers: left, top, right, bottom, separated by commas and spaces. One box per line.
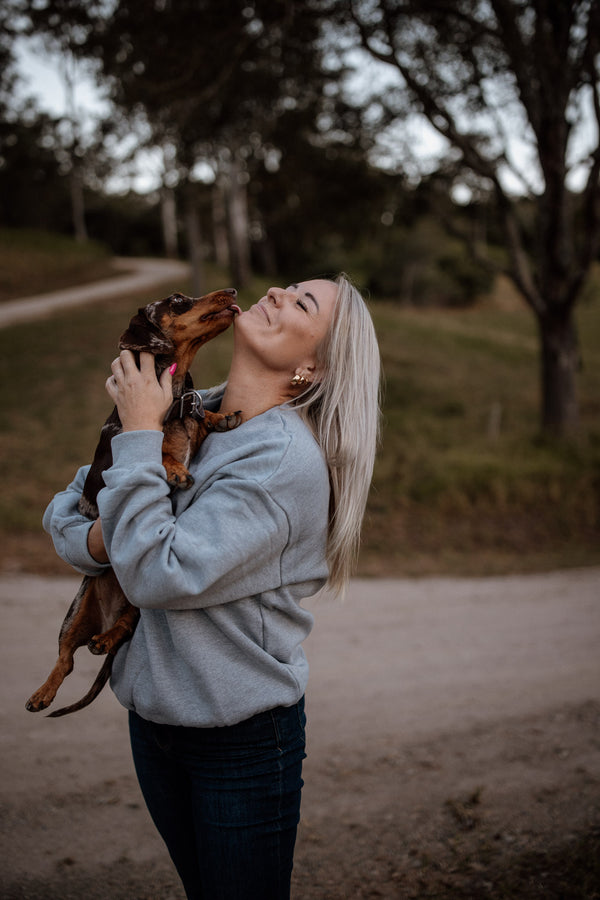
43, 402, 330, 727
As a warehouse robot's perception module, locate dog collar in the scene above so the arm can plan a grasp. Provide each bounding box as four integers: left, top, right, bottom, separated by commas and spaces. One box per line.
163, 390, 206, 424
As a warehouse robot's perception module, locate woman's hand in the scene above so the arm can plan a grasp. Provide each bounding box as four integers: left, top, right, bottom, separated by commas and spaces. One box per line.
106, 350, 174, 432
87, 518, 109, 564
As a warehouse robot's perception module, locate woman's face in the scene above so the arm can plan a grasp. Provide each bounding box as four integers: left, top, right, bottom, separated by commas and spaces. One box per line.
235, 279, 337, 378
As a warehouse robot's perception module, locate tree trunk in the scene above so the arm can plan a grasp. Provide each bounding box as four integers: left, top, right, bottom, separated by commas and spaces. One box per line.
255, 233, 277, 277
184, 190, 204, 296
160, 187, 178, 258
536, 307, 580, 435
70, 166, 88, 243
225, 158, 251, 288
212, 182, 230, 269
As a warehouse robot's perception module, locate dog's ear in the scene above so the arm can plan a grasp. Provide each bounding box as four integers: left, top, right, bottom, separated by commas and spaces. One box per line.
119, 309, 174, 355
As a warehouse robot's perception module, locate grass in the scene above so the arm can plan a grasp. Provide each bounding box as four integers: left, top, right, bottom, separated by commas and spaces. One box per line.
0, 250, 272, 572
0, 231, 599, 575
363, 290, 600, 574
0, 228, 115, 301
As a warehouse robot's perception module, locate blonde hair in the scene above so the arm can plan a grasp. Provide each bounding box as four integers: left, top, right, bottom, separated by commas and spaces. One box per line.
292, 274, 381, 595
204, 274, 381, 595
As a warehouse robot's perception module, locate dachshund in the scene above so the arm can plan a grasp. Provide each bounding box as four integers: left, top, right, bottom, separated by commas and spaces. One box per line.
26, 288, 242, 717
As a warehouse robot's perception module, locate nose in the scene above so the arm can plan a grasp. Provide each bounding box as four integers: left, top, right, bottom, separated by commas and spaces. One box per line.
267, 286, 295, 305
267, 287, 283, 305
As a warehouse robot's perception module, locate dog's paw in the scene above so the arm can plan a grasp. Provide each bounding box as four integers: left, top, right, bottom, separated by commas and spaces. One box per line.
26, 691, 51, 712
166, 469, 195, 490
162, 455, 195, 491
214, 411, 242, 432
88, 635, 109, 655
89, 614, 137, 656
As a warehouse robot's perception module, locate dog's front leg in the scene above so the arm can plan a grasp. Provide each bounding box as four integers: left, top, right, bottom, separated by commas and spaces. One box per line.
204, 410, 243, 433
162, 411, 243, 490
162, 419, 197, 489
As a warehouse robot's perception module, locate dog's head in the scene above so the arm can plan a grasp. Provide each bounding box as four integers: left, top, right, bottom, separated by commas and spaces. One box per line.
119, 289, 241, 366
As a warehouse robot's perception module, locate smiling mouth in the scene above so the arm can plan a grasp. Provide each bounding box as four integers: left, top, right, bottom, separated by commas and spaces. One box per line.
257, 303, 271, 324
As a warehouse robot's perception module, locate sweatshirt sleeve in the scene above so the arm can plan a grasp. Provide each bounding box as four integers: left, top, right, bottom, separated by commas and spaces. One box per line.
42, 465, 112, 576
97, 430, 291, 610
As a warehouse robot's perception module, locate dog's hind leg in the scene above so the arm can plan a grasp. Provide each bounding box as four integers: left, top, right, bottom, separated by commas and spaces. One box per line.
88, 600, 139, 656
46, 655, 115, 718
26, 576, 104, 712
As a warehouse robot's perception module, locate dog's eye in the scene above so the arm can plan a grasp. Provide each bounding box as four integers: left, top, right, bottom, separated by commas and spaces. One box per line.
171, 295, 193, 312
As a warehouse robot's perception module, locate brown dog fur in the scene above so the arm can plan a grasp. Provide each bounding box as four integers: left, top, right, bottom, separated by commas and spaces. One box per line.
26, 289, 241, 717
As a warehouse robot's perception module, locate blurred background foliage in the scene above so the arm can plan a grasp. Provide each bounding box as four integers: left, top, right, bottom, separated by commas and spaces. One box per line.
0, 0, 599, 575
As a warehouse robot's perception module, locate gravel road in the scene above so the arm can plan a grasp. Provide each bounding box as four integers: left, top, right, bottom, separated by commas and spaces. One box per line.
1, 569, 599, 899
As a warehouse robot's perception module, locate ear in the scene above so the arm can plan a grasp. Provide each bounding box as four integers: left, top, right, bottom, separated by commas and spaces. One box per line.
119, 309, 174, 355
300, 362, 320, 381
291, 365, 318, 389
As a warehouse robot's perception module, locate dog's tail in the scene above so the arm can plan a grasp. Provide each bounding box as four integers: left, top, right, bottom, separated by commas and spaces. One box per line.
46, 655, 114, 718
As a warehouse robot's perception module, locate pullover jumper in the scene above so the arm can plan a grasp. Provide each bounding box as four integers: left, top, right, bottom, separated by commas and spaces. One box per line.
43, 401, 330, 727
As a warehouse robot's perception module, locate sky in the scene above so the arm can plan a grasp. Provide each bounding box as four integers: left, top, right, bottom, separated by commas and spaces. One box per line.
13, 35, 598, 200
10, 38, 491, 200
15, 38, 109, 122
14, 37, 163, 194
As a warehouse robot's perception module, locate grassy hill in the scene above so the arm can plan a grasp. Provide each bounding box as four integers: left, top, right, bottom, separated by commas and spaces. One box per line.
0, 231, 598, 575
363, 294, 600, 574
0, 229, 116, 302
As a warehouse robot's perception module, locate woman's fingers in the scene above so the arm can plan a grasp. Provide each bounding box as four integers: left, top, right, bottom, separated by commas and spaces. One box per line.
159, 361, 174, 395
110, 355, 125, 385
116, 349, 138, 374
106, 378, 113, 399
111, 350, 157, 378
138, 351, 156, 374
106, 370, 118, 400
105, 350, 173, 432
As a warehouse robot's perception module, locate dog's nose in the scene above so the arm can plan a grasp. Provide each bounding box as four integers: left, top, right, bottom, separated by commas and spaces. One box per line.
224, 288, 237, 297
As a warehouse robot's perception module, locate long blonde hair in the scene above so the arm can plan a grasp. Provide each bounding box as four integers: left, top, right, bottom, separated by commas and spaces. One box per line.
204, 274, 381, 595
292, 274, 381, 595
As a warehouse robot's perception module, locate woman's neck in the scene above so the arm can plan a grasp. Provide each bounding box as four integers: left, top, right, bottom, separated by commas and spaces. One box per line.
219, 365, 292, 422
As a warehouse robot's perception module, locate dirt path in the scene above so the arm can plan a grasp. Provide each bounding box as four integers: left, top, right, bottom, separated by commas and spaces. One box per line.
0, 258, 190, 328
1, 569, 599, 899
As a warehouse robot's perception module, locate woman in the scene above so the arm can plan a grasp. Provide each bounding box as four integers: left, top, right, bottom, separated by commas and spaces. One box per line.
43, 274, 381, 900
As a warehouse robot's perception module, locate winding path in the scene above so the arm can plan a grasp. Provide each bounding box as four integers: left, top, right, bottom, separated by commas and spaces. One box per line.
0, 256, 191, 328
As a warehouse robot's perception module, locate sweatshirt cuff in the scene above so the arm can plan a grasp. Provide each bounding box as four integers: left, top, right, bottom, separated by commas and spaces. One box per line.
109, 429, 165, 465
63, 520, 112, 576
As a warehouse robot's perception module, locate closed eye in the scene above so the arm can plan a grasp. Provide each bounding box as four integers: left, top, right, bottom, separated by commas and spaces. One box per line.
288, 283, 319, 313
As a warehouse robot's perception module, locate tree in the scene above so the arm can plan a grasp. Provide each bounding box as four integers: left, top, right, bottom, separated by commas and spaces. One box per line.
0, 3, 19, 115
0, 4, 73, 231
342, 0, 600, 435
20, 0, 111, 242
80, 0, 335, 289
251, 118, 389, 277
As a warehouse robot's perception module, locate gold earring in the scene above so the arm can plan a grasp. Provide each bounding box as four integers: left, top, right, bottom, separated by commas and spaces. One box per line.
290, 373, 310, 387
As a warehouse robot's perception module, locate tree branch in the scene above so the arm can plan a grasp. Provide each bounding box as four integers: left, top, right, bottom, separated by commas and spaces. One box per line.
351, 0, 545, 311
488, 0, 543, 138
567, 30, 600, 305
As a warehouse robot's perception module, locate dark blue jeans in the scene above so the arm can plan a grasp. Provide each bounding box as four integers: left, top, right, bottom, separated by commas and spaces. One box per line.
128, 698, 306, 900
